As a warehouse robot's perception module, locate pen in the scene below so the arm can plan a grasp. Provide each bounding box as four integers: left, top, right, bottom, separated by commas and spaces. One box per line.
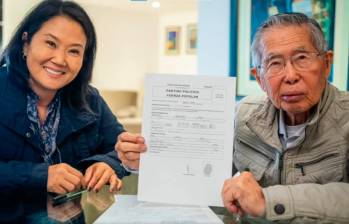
52, 189, 87, 206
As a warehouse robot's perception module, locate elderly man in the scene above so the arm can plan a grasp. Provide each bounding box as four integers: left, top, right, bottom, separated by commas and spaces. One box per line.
221, 13, 349, 222
116, 12, 349, 223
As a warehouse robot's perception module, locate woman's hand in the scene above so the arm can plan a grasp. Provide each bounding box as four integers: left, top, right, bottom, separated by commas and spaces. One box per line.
47, 163, 85, 194
84, 162, 122, 193
115, 132, 147, 170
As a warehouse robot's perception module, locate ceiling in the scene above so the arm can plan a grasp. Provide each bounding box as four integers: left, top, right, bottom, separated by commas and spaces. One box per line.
76, 0, 197, 14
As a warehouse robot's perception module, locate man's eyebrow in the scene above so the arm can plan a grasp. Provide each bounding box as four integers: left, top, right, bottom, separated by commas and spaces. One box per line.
43, 33, 85, 48
263, 54, 283, 63
293, 46, 308, 53
263, 46, 309, 62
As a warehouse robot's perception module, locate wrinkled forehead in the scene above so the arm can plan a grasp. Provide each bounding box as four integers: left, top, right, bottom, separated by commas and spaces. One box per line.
259, 24, 315, 58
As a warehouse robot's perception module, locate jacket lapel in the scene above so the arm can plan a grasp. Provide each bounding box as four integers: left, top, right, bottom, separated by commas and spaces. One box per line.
245, 99, 283, 151
56, 103, 97, 145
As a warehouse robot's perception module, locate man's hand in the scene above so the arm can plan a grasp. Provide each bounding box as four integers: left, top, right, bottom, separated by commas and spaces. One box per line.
84, 162, 122, 193
47, 163, 85, 194
115, 132, 147, 170
222, 171, 266, 217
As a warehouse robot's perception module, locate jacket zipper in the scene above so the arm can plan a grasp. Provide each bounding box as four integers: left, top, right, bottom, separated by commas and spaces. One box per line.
236, 134, 276, 161
279, 153, 284, 183
294, 153, 339, 176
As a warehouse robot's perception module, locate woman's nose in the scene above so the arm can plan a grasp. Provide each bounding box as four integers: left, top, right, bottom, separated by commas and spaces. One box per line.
51, 49, 67, 66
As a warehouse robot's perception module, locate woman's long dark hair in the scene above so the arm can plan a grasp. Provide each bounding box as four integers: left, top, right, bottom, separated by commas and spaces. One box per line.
0, 0, 97, 111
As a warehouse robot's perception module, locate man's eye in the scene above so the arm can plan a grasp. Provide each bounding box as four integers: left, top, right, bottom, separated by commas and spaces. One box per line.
295, 53, 310, 61
268, 61, 282, 68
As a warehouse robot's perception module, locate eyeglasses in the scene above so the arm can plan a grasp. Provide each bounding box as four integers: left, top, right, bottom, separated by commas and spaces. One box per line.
257, 51, 325, 76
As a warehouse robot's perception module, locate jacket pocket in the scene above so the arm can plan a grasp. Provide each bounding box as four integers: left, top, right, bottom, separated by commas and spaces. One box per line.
234, 137, 275, 181
294, 150, 345, 184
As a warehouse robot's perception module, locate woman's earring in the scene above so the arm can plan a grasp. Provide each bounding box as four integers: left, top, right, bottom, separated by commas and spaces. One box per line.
22, 32, 28, 60
22, 52, 27, 60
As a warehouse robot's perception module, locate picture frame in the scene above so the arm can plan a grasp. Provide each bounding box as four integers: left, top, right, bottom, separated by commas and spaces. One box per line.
186, 23, 197, 54
236, 0, 349, 96
165, 26, 180, 55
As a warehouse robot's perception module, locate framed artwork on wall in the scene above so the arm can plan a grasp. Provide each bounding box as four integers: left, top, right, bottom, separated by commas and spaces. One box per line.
165, 26, 181, 55
186, 23, 197, 54
236, 0, 349, 96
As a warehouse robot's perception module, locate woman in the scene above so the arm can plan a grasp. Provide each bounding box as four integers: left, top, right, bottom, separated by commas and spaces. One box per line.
0, 0, 142, 221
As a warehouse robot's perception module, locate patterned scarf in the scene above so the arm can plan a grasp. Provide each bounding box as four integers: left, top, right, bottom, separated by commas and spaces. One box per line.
27, 89, 61, 164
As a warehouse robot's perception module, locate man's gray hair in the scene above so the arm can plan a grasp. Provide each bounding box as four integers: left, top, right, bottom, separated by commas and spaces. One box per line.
251, 13, 327, 68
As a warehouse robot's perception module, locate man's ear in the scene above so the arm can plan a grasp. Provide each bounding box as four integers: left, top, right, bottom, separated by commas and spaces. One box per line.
251, 67, 266, 92
324, 50, 333, 79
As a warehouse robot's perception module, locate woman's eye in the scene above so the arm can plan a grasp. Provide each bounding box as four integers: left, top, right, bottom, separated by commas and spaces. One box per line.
46, 40, 56, 48
69, 49, 81, 56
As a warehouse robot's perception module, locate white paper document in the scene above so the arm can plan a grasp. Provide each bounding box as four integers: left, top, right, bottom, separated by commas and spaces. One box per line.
138, 74, 236, 206
95, 195, 223, 224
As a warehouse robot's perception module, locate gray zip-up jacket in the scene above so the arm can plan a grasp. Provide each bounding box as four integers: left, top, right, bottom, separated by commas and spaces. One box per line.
234, 83, 349, 223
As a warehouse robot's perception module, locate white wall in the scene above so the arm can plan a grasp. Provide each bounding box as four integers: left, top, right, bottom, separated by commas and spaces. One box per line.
3, 0, 39, 46
157, 11, 198, 75
81, 4, 159, 91
198, 0, 230, 76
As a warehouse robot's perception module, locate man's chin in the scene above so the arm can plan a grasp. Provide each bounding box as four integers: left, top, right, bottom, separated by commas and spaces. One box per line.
281, 103, 311, 115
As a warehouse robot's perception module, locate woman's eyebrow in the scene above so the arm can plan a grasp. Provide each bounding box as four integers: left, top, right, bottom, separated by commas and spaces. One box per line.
43, 33, 85, 48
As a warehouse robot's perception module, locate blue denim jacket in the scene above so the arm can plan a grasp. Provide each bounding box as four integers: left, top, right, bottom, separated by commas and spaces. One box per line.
0, 66, 128, 222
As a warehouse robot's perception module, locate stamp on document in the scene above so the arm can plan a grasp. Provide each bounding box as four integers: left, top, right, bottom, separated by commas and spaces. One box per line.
203, 163, 212, 177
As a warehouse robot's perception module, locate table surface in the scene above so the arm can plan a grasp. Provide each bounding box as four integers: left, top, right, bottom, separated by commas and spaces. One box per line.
24, 186, 271, 224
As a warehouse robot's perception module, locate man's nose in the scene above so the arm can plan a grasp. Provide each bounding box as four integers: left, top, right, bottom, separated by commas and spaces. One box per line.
283, 60, 300, 84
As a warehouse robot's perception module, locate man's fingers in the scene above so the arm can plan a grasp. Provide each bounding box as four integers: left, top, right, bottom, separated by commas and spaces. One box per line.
222, 173, 266, 217
238, 209, 245, 217
222, 177, 242, 215
226, 203, 239, 214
